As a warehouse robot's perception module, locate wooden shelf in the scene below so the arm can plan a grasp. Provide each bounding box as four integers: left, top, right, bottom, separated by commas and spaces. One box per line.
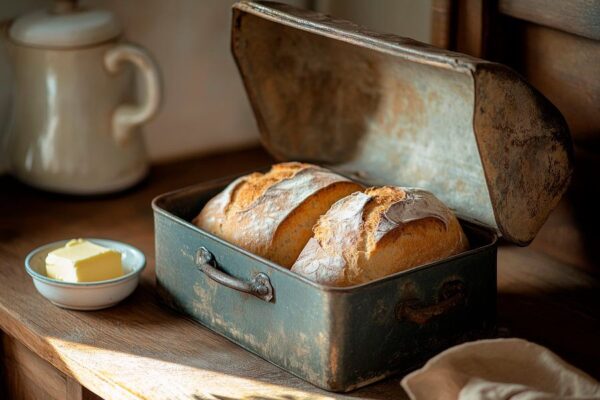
0, 147, 598, 399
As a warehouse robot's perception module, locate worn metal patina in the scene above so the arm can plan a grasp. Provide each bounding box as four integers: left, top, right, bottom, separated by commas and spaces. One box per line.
151, 0, 573, 392
153, 179, 497, 392
231, 1, 572, 245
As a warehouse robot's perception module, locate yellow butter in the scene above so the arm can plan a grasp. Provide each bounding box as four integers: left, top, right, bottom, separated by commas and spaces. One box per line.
45, 239, 123, 283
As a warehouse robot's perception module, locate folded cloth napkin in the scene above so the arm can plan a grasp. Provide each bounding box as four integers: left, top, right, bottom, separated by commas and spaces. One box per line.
401, 338, 600, 400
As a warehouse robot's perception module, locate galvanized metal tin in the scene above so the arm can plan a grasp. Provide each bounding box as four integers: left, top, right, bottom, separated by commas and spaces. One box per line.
231, 1, 572, 245
152, 0, 572, 392
153, 179, 497, 392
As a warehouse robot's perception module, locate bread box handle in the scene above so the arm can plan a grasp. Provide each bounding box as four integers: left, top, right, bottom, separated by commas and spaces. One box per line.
195, 247, 274, 302
395, 280, 466, 324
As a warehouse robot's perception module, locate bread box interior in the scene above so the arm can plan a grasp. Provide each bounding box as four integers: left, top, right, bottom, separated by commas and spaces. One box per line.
152, 0, 573, 392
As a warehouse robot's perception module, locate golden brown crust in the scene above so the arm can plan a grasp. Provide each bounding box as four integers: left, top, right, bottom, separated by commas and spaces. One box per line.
291, 186, 469, 286
193, 162, 363, 268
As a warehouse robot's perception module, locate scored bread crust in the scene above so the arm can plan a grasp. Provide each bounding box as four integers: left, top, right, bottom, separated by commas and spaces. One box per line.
291, 186, 469, 286
193, 162, 363, 268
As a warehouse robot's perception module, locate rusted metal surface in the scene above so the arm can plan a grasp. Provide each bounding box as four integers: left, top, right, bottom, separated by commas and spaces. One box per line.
231, 1, 572, 244
153, 178, 497, 392
473, 64, 573, 244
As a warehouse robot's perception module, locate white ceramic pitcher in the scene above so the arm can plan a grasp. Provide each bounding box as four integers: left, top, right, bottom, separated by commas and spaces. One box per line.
7, 0, 161, 194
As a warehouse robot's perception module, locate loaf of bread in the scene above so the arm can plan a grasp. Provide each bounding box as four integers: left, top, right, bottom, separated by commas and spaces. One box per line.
193, 162, 363, 268
291, 186, 469, 286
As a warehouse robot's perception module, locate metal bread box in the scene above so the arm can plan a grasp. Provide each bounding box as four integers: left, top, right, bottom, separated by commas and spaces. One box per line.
152, 1, 572, 392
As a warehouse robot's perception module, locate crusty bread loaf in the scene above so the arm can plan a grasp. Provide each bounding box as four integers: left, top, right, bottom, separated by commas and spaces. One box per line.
291, 186, 469, 286
193, 162, 363, 268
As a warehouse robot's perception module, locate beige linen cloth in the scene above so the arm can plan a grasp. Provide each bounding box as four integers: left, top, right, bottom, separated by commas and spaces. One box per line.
401, 338, 600, 400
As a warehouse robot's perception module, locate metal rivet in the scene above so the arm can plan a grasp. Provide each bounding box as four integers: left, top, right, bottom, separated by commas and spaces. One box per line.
196, 247, 213, 265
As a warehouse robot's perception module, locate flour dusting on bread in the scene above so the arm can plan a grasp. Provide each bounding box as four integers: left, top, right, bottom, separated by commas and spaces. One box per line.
376, 188, 451, 241
192, 176, 247, 233
233, 165, 355, 248
193, 162, 363, 268
292, 185, 469, 286
292, 238, 347, 284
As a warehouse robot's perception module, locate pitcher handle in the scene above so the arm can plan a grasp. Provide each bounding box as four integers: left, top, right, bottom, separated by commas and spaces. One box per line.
104, 43, 161, 145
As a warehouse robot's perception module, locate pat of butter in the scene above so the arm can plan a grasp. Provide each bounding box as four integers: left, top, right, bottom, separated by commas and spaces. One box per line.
45, 239, 123, 283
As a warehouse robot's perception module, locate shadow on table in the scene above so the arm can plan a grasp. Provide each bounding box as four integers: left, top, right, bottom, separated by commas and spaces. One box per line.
568, 147, 600, 276
497, 288, 600, 380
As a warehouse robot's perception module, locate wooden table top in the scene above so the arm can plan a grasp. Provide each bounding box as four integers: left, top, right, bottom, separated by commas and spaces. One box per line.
0, 147, 598, 400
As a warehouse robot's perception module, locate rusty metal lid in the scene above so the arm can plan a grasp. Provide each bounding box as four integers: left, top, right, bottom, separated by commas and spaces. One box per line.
231, 1, 573, 245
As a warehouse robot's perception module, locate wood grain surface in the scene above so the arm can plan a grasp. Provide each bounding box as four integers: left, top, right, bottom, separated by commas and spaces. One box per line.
517, 23, 600, 144
455, 0, 489, 57
498, 0, 600, 41
1, 333, 101, 400
442, 0, 600, 145
431, 0, 455, 49
0, 147, 599, 399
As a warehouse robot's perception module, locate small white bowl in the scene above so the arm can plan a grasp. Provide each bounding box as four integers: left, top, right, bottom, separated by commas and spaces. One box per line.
25, 239, 146, 310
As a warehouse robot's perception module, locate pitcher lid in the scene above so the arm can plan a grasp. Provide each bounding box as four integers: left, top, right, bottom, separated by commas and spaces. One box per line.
9, 0, 121, 48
